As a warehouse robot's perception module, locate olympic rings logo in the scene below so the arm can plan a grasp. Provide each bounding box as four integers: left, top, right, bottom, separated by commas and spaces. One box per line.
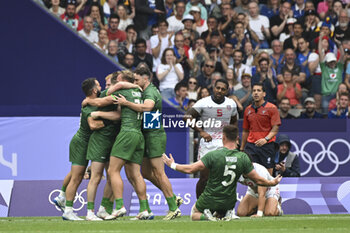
48, 189, 87, 212
290, 139, 350, 176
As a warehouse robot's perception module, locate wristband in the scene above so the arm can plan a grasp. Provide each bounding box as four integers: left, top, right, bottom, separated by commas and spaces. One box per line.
257, 210, 263, 216
170, 162, 177, 170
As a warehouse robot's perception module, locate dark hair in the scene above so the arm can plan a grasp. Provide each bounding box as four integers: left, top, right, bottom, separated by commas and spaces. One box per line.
339, 92, 349, 99
233, 49, 243, 57
235, 22, 244, 28
135, 38, 146, 46
215, 79, 229, 89
135, 66, 151, 78
125, 24, 136, 32
293, 22, 303, 28
151, 23, 159, 30
161, 48, 175, 64
174, 82, 188, 93
82, 78, 97, 96
252, 83, 266, 92
124, 52, 134, 58
89, 3, 106, 26
282, 69, 292, 75
223, 125, 238, 142
111, 71, 121, 85
109, 14, 120, 22
158, 19, 169, 27
258, 57, 270, 65
280, 96, 290, 103
197, 87, 210, 100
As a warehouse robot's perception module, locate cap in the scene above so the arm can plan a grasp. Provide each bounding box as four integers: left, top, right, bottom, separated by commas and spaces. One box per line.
190, 6, 200, 13
325, 52, 337, 63
321, 16, 332, 29
287, 18, 297, 25
304, 97, 315, 104
305, 9, 317, 16
182, 14, 194, 23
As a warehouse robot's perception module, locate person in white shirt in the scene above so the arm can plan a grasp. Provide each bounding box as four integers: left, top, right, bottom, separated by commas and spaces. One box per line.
185, 79, 238, 198
248, 2, 271, 48
237, 162, 283, 217
190, 6, 208, 36
228, 50, 252, 83
49, 0, 65, 17
157, 48, 184, 100
79, 16, 99, 43
167, 1, 186, 33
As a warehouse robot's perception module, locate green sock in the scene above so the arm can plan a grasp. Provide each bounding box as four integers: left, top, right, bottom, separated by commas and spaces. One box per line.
115, 198, 124, 210
87, 202, 94, 210
200, 214, 207, 221
173, 193, 176, 199
166, 196, 177, 211
101, 197, 109, 208
61, 185, 66, 192
146, 199, 151, 213
139, 199, 148, 212
106, 201, 114, 214
66, 200, 73, 207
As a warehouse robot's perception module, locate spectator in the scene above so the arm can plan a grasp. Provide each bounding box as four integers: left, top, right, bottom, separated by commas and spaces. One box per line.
93, 28, 108, 53
146, 24, 159, 54
134, 0, 165, 40
303, 9, 320, 42
299, 97, 324, 118
283, 22, 304, 51
103, 0, 117, 19
119, 25, 137, 60
243, 42, 255, 67
167, 1, 186, 33
234, 73, 253, 112
122, 53, 135, 70
219, 42, 234, 73
201, 17, 224, 46
274, 134, 301, 177
157, 48, 184, 99
328, 0, 343, 26
225, 68, 242, 96
107, 14, 127, 42
79, 16, 98, 43
292, 0, 306, 19
173, 33, 192, 81
277, 69, 302, 108
116, 4, 135, 31
279, 17, 296, 43
334, 9, 350, 42
317, 0, 333, 20
252, 58, 278, 104
190, 6, 208, 36
89, 3, 108, 32
187, 77, 199, 100
184, 0, 207, 21
219, 3, 236, 39
227, 21, 259, 52
107, 40, 121, 63
164, 0, 175, 18
252, 51, 275, 76
60, 1, 83, 31
277, 48, 306, 85
49, 0, 65, 17
314, 17, 336, 54
150, 19, 174, 72
228, 50, 252, 83
187, 99, 196, 109
196, 59, 215, 89
133, 38, 153, 71
329, 83, 349, 111
190, 38, 209, 77
168, 82, 190, 110
270, 1, 292, 41
278, 97, 296, 119
182, 14, 199, 43
208, 72, 223, 94
197, 86, 210, 100
260, 0, 280, 18
206, 31, 223, 57
270, 40, 284, 70
328, 92, 350, 118
234, 0, 249, 14
248, 2, 271, 48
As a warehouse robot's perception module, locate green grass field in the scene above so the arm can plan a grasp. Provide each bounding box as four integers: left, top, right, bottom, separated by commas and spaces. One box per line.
1, 215, 350, 233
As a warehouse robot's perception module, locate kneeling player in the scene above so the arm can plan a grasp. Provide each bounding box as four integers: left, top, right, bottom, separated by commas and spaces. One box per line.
163, 125, 282, 221
237, 162, 283, 217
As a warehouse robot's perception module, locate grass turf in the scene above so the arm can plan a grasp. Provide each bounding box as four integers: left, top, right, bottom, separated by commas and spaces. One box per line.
1, 215, 350, 233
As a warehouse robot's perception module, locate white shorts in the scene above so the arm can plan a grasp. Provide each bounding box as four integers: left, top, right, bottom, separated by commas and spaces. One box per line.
198, 138, 223, 160
246, 186, 280, 201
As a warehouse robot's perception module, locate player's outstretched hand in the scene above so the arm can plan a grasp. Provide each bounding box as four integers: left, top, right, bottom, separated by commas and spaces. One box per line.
200, 131, 212, 142
162, 153, 175, 167
273, 174, 282, 185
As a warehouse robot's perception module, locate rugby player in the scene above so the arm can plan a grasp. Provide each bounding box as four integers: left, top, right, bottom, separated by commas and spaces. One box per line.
163, 125, 282, 221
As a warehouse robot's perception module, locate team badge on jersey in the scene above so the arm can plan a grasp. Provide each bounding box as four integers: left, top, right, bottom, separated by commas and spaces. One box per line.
143, 110, 161, 129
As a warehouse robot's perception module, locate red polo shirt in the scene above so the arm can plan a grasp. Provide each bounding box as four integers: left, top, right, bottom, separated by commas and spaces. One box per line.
243, 101, 281, 143
107, 29, 126, 42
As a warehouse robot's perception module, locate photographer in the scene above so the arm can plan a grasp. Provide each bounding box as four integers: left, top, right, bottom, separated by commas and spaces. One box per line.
274, 134, 300, 177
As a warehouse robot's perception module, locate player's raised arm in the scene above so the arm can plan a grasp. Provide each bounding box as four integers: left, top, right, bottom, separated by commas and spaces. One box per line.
114, 95, 155, 112
91, 109, 121, 121
245, 169, 282, 186
162, 153, 206, 174
106, 81, 141, 95
82, 95, 114, 108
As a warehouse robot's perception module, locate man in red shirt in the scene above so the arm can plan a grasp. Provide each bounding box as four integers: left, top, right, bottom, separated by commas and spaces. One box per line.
107, 14, 126, 42
240, 83, 281, 175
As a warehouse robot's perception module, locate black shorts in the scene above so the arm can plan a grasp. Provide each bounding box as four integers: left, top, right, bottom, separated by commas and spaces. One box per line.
244, 142, 277, 169
311, 75, 322, 95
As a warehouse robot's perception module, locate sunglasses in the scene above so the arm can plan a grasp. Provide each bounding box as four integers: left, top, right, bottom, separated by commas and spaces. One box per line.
205, 64, 215, 68
189, 81, 197, 84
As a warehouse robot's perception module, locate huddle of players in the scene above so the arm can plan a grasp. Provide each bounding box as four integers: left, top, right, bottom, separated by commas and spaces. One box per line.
54, 67, 182, 221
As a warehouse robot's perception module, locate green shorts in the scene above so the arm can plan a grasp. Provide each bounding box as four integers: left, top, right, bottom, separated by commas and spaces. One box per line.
86, 131, 116, 163
69, 134, 89, 167
144, 131, 166, 158
110, 130, 144, 165
195, 193, 236, 213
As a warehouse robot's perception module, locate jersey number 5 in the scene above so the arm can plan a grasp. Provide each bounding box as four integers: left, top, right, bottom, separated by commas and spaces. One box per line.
217, 109, 223, 117
222, 165, 236, 187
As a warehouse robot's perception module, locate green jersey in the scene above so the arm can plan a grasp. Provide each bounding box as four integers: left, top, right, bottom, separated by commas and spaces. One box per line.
112, 88, 142, 131
75, 105, 98, 141
320, 62, 344, 95
200, 148, 254, 205
143, 83, 164, 133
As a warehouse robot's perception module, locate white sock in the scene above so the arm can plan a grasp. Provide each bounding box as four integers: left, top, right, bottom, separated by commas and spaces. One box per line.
87, 209, 94, 216
59, 191, 65, 199
64, 206, 73, 214
98, 206, 106, 212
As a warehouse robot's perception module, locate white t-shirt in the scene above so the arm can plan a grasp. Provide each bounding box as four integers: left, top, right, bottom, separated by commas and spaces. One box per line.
195, 20, 208, 36
157, 63, 184, 91
79, 30, 99, 43
249, 15, 270, 40
228, 64, 252, 83
118, 18, 133, 31
150, 34, 174, 72
167, 16, 184, 33
193, 96, 238, 140
308, 52, 321, 74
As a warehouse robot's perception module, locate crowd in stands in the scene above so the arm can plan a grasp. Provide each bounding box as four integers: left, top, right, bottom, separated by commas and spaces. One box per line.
41, 0, 350, 118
